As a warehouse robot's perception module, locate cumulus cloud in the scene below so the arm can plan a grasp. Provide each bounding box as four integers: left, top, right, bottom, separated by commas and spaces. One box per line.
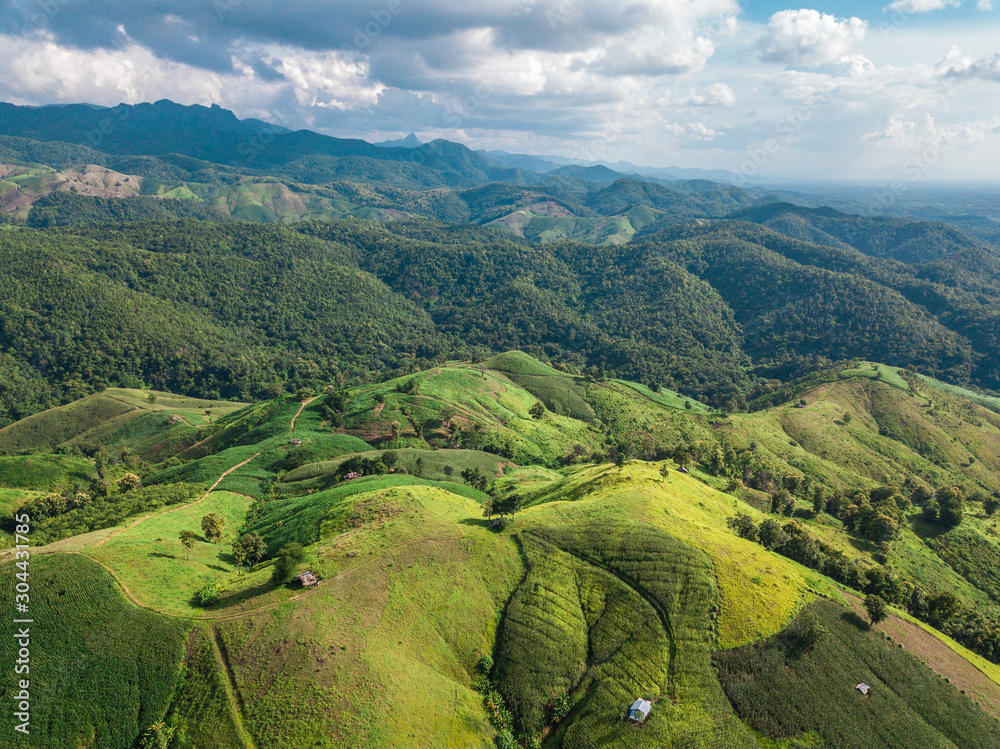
862, 113, 1000, 151
680, 83, 736, 106
758, 9, 867, 67
938, 48, 1000, 81
0, 33, 227, 105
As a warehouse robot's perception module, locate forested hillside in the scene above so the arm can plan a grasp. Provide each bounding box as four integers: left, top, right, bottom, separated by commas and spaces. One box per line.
4, 204, 1000, 427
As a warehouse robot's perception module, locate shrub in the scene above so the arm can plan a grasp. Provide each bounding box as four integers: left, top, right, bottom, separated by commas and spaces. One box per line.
197, 580, 223, 606
550, 693, 571, 723
271, 542, 306, 583
478, 654, 494, 674
116, 472, 142, 492
864, 594, 888, 625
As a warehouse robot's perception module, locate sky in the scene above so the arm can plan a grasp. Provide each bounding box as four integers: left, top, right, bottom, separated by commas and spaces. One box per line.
1, 0, 999, 181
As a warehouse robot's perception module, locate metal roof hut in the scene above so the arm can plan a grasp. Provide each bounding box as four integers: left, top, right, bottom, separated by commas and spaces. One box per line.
627, 699, 652, 724
855, 683, 871, 696
296, 570, 319, 587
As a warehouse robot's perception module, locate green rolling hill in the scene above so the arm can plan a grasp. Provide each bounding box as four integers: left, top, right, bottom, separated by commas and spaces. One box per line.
4, 353, 1000, 746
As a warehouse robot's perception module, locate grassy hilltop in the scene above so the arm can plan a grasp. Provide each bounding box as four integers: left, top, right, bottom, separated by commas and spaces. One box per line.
2, 353, 1000, 747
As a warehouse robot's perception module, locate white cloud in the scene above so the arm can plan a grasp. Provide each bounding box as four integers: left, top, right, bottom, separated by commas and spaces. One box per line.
938, 47, 1000, 81
837, 54, 877, 76
680, 82, 736, 106
758, 10, 868, 67
862, 113, 1000, 150
885, 0, 960, 12
0, 34, 223, 105
979, 0, 995, 10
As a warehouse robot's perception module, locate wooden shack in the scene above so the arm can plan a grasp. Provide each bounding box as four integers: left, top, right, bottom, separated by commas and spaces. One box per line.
296, 570, 319, 587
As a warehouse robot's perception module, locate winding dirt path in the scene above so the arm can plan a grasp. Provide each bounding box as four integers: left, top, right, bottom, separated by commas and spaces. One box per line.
289, 396, 319, 432
73, 532, 468, 622
94, 451, 262, 548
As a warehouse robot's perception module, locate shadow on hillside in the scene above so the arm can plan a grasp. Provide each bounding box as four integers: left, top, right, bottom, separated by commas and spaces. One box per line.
149, 552, 177, 560
841, 611, 868, 632
846, 536, 877, 554
908, 515, 948, 542
458, 517, 491, 529
212, 580, 276, 608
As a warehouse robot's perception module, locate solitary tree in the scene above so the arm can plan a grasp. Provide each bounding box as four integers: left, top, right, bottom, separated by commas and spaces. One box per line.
201, 512, 226, 543
659, 464, 670, 479
984, 496, 1000, 517
936, 486, 965, 528
482, 496, 495, 522
272, 542, 305, 583
864, 593, 888, 626
487, 494, 522, 526
179, 529, 197, 561
811, 486, 827, 516
529, 401, 545, 419
232, 532, 266, 568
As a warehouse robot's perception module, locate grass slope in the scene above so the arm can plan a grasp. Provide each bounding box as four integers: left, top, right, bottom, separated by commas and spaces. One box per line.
0, 387, 246, 457
216, 484, 521, 748
511, 462, 820, 647
86, 491, 255, 616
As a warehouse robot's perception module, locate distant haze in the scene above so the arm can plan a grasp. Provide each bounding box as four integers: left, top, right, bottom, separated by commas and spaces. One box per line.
0, 1, 999, 181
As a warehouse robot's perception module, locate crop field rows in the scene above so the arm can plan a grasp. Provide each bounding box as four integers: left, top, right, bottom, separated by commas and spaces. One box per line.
0, 555, 186, 749
497, 521, 757, 747
714, 600, 1000, 749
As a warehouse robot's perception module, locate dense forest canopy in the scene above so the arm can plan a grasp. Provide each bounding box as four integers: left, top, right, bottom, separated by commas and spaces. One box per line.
1, 205, 1000, 427
1, 104, 999, 426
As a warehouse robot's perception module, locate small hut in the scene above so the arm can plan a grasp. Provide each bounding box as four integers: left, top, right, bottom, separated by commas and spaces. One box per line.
296, 570, 319, 587
627, 699, 652, 724
288, 438, 303, 447
855, 683, 871, 697
343, 471, 362, 481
